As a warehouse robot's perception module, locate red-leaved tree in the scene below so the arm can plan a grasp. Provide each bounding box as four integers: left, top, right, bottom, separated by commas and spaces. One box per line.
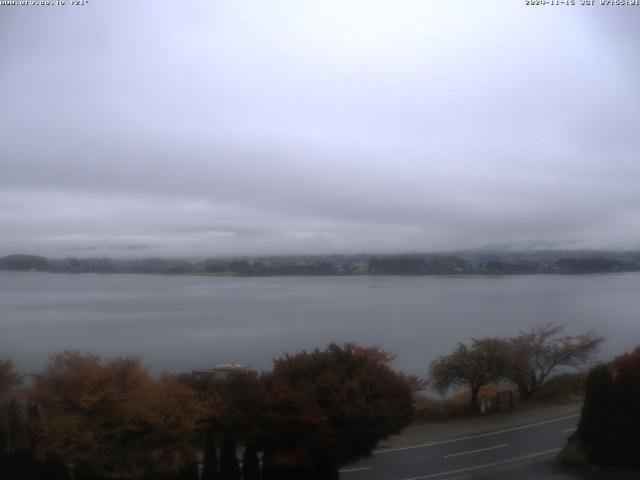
259, 344, 418, 479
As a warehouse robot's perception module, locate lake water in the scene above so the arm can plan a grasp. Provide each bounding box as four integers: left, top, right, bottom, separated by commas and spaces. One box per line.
1, 272, 639, 376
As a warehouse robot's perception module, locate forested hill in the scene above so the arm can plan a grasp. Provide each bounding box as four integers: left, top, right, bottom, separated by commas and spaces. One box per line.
2, 251, 640, 276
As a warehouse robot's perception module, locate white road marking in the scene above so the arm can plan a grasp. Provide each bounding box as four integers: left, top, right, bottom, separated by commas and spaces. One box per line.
339, 466, 372, 473
396, 448, 561, 480
443, 443, 508, 458
374, 413, 579, 454
562, 427, 577, 434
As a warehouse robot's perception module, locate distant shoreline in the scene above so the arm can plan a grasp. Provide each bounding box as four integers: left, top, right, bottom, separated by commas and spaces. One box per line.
2, 252, 640, 276
2, 270, 639, 279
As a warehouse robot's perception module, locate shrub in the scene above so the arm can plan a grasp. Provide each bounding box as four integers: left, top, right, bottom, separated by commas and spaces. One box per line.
556, 444, 589, 469
535, 372, 587, 403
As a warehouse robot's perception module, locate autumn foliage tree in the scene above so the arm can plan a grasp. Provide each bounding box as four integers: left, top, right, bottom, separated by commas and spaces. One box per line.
177, 370, 263, 445
0, 359, 22, 395
430, 338, 510, 413
258, 344, 416, 479
506, 323, 603, 399
28, 351, 205, 479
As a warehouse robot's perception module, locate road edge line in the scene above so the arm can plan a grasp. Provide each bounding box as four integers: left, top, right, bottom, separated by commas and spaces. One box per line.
396, 448, 561, 480
374, 413, 579, 454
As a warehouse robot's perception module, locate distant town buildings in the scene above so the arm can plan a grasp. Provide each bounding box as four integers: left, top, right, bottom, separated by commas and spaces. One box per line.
191, 362, 252, 381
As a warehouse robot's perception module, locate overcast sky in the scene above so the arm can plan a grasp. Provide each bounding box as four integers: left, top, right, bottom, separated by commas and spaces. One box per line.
1, 1, 639, 258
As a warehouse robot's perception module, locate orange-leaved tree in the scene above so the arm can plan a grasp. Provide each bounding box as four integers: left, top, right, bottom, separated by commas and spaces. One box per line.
29, 351, 205, 479
0, 359, 22, 395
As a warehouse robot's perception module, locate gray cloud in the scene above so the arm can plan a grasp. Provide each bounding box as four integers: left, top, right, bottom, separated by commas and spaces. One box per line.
1, 1, 639, 257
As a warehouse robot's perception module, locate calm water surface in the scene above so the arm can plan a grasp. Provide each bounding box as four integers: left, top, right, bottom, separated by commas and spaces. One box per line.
1, 272, 639, 375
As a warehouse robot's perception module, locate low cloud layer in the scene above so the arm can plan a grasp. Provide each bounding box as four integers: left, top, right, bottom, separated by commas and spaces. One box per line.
1, 1, 639, 257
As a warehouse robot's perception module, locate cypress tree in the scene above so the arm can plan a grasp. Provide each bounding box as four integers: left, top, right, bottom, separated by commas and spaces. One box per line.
630, 375, 640, 468
0, 425, 7, 458
26, 401, 40, 452
609, 366, 628, 465
241, 445, 260, 480
576, 365, 613, 464
609, 361, 640, 467
38, 456, 70, 480
219, 430, 241, 480
260, 450, 297, 480
259, 450, 275, 480
628, 377, 640, 468
572, 348, 640, 469
178, 461, 200, 480
308, 460, 339, 480
7, 398, 25, 452
0, 428, 7, 480
616, 348, 640, 468
202, 428, 219, 480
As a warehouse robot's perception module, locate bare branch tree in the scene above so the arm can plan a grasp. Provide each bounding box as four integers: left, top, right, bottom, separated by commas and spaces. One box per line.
507, 323, 604, 399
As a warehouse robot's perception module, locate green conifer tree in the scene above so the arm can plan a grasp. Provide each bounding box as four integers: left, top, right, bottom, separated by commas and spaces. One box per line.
26, 401, 40, 452
7, 398, 25, 452
219, 430, 241, 480
259, 450, 275, 480
38, 456, 70, 480
241, 445, 260, 480
576, 365, 613, 464
202, 428, 219, 480
609, 351, 640, 467
0, 425, 7, 458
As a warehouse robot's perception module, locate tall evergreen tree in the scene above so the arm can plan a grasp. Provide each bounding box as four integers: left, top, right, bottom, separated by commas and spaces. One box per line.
177, 461, 200, 480
259, 449, 275, 480
0, 425, 7, 458
308, 461, 339, 480
576, 365, 613, 464
202, 428, 219, 480
0, 427, 7, 478
608, 348, 640, 467
219, 430, 241, 480
7, 398, 25, 452
38, 456, 71, 480
241, 445, 260, 480
26, 401, 40, 452
572, 347, 640, 468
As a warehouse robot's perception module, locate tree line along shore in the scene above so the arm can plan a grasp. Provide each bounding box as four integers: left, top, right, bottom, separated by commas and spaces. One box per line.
2, 323, 637, 479
2, 251, 640, 276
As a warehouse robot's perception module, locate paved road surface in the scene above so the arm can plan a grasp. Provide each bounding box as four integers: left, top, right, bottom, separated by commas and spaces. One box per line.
340, 414, 580, 480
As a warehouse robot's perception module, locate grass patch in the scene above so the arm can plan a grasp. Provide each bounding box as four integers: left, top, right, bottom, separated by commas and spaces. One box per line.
413, 385, 508, 421
413, 373, 586, 423
535, 372, 586, 404
556, 444, 589, 469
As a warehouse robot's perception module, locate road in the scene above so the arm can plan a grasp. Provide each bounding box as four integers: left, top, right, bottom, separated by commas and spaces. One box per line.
340, 414, 580, 480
